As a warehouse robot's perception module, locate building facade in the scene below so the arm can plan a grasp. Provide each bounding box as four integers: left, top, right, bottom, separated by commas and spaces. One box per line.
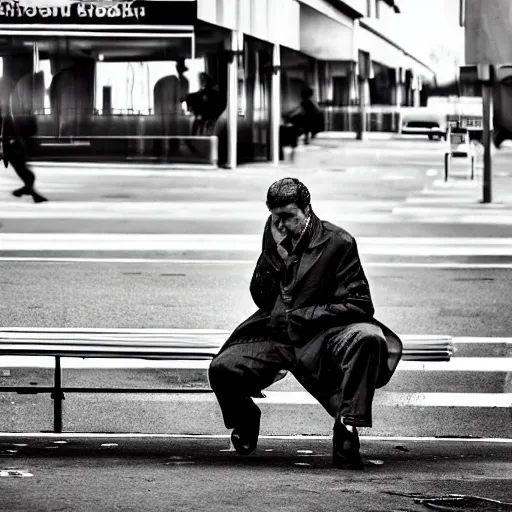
0, 0, 436, 167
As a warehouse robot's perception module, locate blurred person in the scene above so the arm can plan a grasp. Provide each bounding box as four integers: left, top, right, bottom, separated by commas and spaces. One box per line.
186, 72, 225, 136
279, 115, 301, 162
2, 111, 47, 203
209, 178, 402, 470
286, 87, 324, 145
154, 59, 190, 159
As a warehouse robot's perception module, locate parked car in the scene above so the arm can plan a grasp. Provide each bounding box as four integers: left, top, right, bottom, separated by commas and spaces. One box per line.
400, 96, 482, 141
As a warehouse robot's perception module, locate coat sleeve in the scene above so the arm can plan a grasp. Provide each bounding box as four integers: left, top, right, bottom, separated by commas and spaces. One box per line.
249, 253, 280, 311
288, 236, 374, 329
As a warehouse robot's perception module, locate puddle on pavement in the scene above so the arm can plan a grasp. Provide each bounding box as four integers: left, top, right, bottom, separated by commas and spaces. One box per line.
415, 495, 512, 511
386, 492, 512, 511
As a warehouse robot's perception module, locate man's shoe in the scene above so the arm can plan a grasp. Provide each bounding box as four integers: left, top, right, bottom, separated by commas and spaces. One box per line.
31, 192, 48, 203
231, 412, 260, 456
333, 422, 364, 470
231, 427, 259, 456
12, 186, 30, 197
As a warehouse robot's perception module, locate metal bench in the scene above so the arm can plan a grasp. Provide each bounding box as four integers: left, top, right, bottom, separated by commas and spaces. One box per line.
0, 328, 453, 433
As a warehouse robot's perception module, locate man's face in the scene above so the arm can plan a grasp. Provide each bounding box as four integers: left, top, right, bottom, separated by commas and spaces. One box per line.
270, 203, 310, 241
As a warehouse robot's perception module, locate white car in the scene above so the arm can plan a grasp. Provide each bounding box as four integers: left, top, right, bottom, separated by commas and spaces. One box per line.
400, 96, 482, 141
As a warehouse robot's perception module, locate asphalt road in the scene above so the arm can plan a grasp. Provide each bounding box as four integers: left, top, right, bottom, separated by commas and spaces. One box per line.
1, 136, 512, 512
1, 435, 511, 512
1, 135, 511, 438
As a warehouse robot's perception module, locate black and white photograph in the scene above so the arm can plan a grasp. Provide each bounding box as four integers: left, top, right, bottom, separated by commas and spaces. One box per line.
0, 0, 511, 510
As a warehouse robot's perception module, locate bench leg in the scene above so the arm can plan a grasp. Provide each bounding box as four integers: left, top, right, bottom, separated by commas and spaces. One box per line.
51, 356, 64, 433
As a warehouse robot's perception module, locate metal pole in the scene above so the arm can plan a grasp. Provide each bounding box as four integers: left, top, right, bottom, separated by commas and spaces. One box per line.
356, 79, 367, 140
482, 81, 492, 203
226, 30, 239, 169
270, 43, 281, 165
52, 356, 63, 433
444, 153, 450, 181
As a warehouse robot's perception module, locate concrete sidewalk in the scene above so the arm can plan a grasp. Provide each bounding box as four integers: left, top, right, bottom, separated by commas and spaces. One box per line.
0, 434, 511, 512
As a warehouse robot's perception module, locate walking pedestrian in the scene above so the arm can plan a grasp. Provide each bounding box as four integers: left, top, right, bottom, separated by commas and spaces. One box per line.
209, 177, 402, 469
2, 111, 47, 203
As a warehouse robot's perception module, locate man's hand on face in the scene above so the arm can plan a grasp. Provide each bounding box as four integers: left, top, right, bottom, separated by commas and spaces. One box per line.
271, 217, 289, 259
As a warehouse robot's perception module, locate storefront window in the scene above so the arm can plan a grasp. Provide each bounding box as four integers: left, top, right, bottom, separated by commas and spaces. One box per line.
94, 59, 205, 116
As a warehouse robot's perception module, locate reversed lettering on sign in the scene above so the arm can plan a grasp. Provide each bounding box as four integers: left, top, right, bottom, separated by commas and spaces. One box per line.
0, 0, 146, 19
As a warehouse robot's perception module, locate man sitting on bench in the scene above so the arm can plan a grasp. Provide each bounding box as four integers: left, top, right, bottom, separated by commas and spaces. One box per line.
209, 177, 402, 470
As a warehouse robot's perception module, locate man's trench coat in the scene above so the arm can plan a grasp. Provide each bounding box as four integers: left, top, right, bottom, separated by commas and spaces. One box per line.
217, 212, 402, 416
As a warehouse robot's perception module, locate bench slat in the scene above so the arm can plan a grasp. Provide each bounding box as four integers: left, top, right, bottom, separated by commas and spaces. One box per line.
0, 329, 453, 362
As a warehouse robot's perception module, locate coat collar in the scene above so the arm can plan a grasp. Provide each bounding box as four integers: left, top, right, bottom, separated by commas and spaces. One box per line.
306, 211, 332, 249
262, 211, 331, 252
262, 211, 332, 276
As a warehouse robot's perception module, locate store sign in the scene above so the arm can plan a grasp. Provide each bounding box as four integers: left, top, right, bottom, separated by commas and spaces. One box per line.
0, 0, 197, 25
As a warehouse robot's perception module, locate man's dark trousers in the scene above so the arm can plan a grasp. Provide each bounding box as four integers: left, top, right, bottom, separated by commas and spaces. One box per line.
7, 141, 35, 192
208, 322, 387, 429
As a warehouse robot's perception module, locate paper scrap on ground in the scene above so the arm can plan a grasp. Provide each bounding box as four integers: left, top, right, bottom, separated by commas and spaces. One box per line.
0, 469, 33, 478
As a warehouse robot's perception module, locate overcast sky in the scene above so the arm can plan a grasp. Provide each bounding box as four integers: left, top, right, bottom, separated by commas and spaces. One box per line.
396, 0, 465, 65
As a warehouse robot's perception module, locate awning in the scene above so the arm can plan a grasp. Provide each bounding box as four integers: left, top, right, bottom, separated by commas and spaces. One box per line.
358, 23, 403, 68
299, 2, 355, 61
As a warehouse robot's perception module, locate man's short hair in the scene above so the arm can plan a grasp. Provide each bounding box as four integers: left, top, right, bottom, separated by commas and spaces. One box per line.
266, 177, 311, 212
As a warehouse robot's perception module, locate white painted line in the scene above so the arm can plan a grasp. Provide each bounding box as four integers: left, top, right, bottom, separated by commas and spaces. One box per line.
3, 257, 512, 269
0, 257, 254, 265
0, 210, 394, 222
0, 199, 396, 221
5, 234, 512, 255
399, 358, 512, 371
453, 337, 512, 344
4, 234, 512, 244
0, 200, 397, 211
0, 433, 511, 443
365, 262, 512, 269
60, 391, 512, 408
393, 206, 512, 215
256, 392, 512, 407
0, 357, 508, 371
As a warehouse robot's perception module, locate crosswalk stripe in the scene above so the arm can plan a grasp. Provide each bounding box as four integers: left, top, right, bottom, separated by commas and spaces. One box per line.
257, 391, 512, 408
1, 357, 509, 371
3, 234, 512, 255
57, 390, 509, 408
3, 257, 512, 269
